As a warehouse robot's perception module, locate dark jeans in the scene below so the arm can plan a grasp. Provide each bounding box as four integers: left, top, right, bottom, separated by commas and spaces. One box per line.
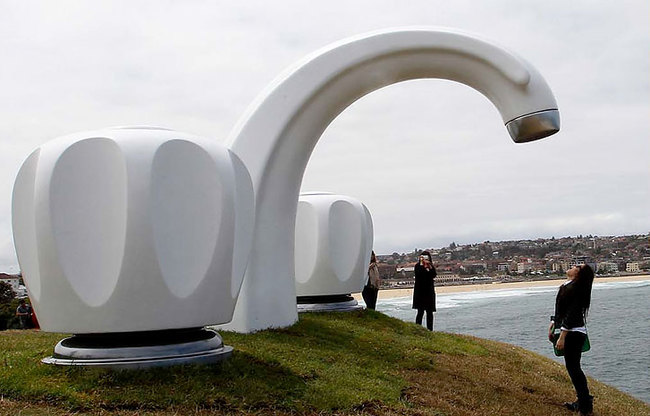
19, 316, 31, 329
564, 331, 591, 412
415, 308, 434, 331
362, 285, 378, 310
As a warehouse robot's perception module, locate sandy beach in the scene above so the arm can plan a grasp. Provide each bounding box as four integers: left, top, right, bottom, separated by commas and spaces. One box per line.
354, 274, 650, 301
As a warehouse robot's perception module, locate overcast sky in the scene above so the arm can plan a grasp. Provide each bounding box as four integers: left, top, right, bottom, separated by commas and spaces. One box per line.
1, 1, 648, 270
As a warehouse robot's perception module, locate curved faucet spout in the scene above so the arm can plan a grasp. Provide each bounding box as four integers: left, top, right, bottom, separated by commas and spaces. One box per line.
223, 28, 560, 332
506, 109, 560, 143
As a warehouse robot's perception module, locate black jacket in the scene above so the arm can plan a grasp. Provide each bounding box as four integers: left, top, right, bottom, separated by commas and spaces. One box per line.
553, 281, 586, 329
412, 263, 436, 311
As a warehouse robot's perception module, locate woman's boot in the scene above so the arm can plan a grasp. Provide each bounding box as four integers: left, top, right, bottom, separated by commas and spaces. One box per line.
578, 395, 594, 416
563, 399, 579, 411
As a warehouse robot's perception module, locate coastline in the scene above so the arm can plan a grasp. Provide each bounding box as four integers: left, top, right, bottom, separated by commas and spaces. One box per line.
354, 274, 650, 301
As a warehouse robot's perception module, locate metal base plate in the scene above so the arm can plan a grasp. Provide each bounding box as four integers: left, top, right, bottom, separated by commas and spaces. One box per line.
42, 328, 232, 369
297, 294, 363, 313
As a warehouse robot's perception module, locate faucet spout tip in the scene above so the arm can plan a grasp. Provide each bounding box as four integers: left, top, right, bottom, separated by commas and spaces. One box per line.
506, 109, 560, 143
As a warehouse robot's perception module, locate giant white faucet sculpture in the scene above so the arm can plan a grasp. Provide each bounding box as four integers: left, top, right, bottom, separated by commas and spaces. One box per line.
294, 192, 374, 312
12, 28, 559, 366
222, 28, 559, 332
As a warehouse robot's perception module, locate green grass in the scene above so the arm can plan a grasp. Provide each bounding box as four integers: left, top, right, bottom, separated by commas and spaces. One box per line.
0, 310, 648, 416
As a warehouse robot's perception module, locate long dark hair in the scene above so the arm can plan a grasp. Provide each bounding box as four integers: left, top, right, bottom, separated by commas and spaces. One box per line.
574, 264, 595, 318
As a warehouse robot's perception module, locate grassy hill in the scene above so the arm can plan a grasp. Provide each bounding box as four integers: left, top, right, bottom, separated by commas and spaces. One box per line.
0, 310, 648, 415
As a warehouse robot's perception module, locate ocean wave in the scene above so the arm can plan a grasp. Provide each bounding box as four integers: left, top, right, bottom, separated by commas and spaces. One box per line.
376, 279, 649, 310
593, 279, 650, 291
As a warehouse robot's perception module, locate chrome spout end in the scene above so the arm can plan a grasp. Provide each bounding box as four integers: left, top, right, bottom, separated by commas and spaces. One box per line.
506, 109, 560, 143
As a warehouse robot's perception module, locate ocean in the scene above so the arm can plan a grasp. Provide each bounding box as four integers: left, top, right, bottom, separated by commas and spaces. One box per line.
369, 279, 650, 404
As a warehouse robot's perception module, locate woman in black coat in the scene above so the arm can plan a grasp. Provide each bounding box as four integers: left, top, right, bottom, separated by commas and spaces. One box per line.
548, 264, 595, 416
412, 250, 436, 330
362, 251, 380, 310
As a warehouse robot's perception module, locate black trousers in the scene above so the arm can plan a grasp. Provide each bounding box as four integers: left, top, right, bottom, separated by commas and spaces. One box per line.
362, 285, 379, 310
415, 308, 434, 331
564, 331, 591, 411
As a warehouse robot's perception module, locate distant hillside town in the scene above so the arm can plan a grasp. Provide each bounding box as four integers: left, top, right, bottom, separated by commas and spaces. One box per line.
377, 233, 650, 288
1, 234, 648, 294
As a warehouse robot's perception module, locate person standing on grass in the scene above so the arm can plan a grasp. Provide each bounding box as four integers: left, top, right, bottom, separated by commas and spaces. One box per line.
15, 299, 32, 329
549, 264, 595, 416
362, 251, 380, 310
412, 250, 436, 331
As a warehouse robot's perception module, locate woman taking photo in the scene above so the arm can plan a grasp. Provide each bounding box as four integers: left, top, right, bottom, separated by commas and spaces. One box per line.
412, 250, 436, 331
549, 264, 595, 416
362, 251, 380, 310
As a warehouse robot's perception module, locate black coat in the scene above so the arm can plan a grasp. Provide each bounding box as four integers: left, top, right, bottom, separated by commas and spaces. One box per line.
553, 281, 587, 329
412, 263, 436, 311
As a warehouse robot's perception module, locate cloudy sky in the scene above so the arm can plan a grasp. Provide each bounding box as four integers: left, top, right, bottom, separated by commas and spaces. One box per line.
1, 1, 648, 270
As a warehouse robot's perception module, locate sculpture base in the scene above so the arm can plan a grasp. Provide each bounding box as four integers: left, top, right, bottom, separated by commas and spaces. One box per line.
297, 294, 362, 313
42, 327, 232, 369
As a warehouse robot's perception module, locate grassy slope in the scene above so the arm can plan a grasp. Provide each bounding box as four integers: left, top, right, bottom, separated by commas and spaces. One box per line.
0, 310, 648, 416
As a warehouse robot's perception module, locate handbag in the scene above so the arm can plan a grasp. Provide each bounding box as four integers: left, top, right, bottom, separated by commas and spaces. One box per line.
551, 325, 590, 357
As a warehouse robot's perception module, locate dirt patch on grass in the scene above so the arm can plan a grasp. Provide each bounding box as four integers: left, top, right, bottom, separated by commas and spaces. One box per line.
400, 338, 650, 416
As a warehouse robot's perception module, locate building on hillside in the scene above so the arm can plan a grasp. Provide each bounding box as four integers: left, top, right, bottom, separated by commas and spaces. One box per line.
461, 262, 487, 275
517, 261, 532, 274
396, 264, 415, 273
626, 262, 640, 273
436, 271, 461, 283
485, 260, 502, 272
396, 263, 416, 278
0, 273, 20, 292
550, 261, 571, 273
597, 262, 618, 273
571, 256, 597, 272
435, 262, 461, 274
